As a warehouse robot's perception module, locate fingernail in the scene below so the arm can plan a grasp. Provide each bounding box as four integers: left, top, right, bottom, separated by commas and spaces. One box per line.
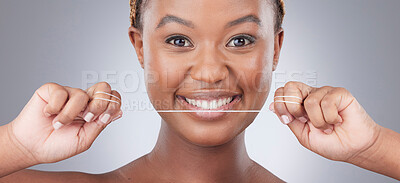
324, 128, 333, 134
281, 115, 291, 125
84, 112, 94, 122
298, 117, 308, 123
100, 114, 111, 124
53, 121, 63, 130
269, 102, 274, 111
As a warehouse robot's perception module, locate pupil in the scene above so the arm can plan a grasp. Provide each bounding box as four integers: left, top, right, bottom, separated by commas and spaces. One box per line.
175, 39, 185, 46
234, 38, 245, 46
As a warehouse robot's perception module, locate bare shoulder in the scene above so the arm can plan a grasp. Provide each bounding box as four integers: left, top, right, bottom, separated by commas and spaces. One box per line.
0, 169, 122, 183
246, 160, 285, 183
0, 155, 148, 183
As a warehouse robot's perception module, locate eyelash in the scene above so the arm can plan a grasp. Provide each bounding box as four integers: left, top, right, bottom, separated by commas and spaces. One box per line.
164, 34, 256, 48
165, 35, 194, 48
226, 34, 256, 48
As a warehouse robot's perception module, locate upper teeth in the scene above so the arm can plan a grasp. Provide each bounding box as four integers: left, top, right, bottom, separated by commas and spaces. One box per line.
185, 97, 233, 109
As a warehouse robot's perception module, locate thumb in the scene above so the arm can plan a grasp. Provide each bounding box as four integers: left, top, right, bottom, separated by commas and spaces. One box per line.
270, 102, 310, 147
287, 120, 310, 147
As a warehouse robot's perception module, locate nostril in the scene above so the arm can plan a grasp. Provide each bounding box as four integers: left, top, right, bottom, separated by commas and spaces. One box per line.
190, 65, 229, 84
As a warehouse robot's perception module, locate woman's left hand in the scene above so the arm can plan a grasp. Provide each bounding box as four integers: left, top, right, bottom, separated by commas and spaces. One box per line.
270, 81, 382, 162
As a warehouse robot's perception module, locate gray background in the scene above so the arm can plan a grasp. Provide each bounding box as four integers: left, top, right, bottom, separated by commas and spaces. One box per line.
1, 0, 399, 182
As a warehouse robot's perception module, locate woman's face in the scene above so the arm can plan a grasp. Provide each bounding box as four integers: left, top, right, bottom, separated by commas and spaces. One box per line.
130, 0, 283, 146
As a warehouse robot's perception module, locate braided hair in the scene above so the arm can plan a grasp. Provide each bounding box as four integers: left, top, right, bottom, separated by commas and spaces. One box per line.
130, 0, 285, 33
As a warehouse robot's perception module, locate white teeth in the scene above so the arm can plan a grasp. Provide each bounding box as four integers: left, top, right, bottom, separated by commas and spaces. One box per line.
201, 101, 208, 109
211, 100, 217, 109
218, 99, 223, 106
196, 100, 202, 107
184, 97, 235, 109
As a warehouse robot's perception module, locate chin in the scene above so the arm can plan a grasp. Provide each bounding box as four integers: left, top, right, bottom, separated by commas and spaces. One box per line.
164, 112, 254, 147
181, 126, 242, 147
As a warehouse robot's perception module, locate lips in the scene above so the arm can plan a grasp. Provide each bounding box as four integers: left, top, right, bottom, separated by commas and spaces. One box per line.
175, 90, 242, 121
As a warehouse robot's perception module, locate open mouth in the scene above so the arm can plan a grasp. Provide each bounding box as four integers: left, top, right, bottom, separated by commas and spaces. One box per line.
174, 90, 243, 120
176, 94, 242, 110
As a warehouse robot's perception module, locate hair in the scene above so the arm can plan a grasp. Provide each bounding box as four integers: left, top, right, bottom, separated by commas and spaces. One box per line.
129, 0, 285, 33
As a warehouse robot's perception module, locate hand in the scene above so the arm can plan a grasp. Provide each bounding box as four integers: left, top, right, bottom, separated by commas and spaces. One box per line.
7, 82, 123, 165
270, 81, 382, 162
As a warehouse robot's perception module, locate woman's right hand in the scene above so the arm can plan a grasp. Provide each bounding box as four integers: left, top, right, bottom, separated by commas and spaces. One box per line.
6, 82, 123, 165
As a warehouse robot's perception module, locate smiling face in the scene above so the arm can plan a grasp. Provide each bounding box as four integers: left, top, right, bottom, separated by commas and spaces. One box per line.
129, 0, 283, 147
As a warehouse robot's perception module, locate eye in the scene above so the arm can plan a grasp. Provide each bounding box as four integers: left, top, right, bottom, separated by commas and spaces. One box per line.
165, 35, 193, 47
226, 34, 256, 47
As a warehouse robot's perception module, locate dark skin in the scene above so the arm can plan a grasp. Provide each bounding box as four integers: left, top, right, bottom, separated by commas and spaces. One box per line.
2, 0, 285, 182
3, 0, 400, 182
117, 0, 284, 182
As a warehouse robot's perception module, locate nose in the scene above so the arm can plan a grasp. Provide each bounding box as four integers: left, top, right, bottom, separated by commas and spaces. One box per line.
190, 46, 229, 83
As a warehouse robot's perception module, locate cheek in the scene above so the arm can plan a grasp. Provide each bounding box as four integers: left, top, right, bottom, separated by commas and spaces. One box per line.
229, 43, 274, 109
232, 48, 274, 93
143, 45, 190, 109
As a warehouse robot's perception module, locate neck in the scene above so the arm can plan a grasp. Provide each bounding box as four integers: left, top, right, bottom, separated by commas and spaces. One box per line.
144, 119, 254, 182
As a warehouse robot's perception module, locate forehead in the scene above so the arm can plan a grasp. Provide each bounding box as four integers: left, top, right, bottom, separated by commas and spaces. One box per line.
143, 0, 274, 29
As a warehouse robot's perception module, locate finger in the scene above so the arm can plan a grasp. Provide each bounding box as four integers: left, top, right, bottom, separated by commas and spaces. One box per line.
82, 82, 112, 122
82, 92, 122, 146
321, 88, 346, 125
269, 102, 275, 113
111, 110, 123, 122
287, 120, 311, 148
52, 87, 90, 129
273, 81, 315, 124
97, 90, 122, 125
42, 83, 69, 117
282, 81, 310, 123
273, 87, 295, 125
303, 86, 333, 133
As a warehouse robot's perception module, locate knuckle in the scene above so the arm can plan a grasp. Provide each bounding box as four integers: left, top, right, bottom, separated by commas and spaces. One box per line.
286, 104, 301, 115
275, 87, 284, 94
54, 88, 68, 97
320, 86, 333, 90
335, 87, 349, 94
284, 81, 299, 88
74, 90, 90, 101
320, 98, 332, 108
108, 103, 120, 112
97, 82, 111, 90
106, 107, 119, 115
93, 101, 108, 111
113, 90, 122, 98
43, 82, 58, 88
304, 97, 319, 107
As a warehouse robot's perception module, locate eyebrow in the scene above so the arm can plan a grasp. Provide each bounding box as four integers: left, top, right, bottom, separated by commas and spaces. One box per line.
156, 15, 195, 29
226, 15, 261, 28
155, 14, 261, 30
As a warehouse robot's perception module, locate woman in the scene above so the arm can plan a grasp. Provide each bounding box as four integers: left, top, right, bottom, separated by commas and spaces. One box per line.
1, 0, 399, 182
